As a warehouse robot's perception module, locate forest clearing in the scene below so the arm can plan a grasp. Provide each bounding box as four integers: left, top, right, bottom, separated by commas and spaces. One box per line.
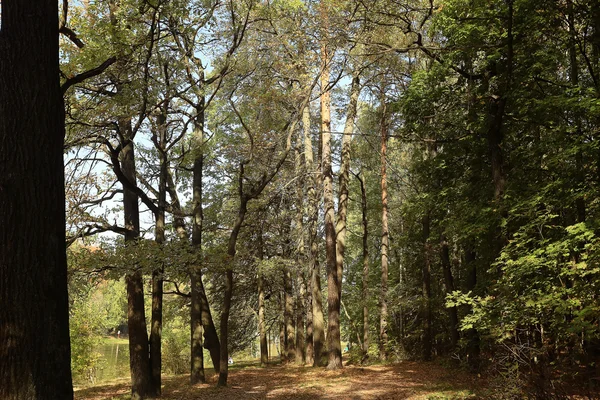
76, 360, 485, 400
2, 0, 600, 399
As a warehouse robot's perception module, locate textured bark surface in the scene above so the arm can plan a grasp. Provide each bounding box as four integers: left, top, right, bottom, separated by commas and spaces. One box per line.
284, 268, 296, 362
321, 38, 342, 371
0, 1, 74, 397
120, 120, 153, 399
191, 102, 220, 381
302, 105, 322, 367
149, 109, 168, 396
335, 74, 360, 304
218, 198, 247, 386
379, 102, 389, 361
357, 173, 370, 363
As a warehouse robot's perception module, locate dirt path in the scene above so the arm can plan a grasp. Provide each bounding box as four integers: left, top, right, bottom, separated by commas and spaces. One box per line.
75, 361, 485, 400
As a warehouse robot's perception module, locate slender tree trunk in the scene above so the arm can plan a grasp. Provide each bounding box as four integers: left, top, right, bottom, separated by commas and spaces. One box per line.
335, 74, 360, 303
357, 173, 370, 363
148, 105, 169, 397
379, 100, 389, 361
295, 146, 307, 364
440, 235, 459, 348
119, 119, 153, 400
322, 46, 342, 371
567, 0, 586, 224
296, 275, 307, 364
190, 99, 221, 381
0, 1, 73, 396
284, 268, 296, 362
303, 105, 323, 366
422, 212, 432, 361
218, 194, 247, 386
257, 227, 268, 365
258, 273, 268, 365
280, 293, 286, 362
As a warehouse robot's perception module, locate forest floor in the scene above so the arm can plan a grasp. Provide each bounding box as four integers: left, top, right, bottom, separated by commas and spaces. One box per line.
75, 359, 488, 400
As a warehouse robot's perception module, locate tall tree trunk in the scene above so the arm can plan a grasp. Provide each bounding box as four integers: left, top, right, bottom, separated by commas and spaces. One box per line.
0, 1, 73, 396
119, 119, 153, 400
149, 108, 168, 396
379, 100, 389, 361
357, 173, 370, 363
422, 212, 433, 361
303, 105, 323, 366
295, 145, 307, 364
296, 275, 307, 364
284, 268, 296, 362
258, 273, 268, 365
280, 293, 286, 362
218, 192, 247, 387
335, 74, 360, 303
322, 41, 342, 371
567, 0, 586, 224
440, 235, 459, 348
190, 99, 221, 382
258, 229, 268, 365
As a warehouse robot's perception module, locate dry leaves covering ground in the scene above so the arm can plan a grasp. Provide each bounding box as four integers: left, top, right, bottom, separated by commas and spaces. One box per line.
75, 360, 485, 400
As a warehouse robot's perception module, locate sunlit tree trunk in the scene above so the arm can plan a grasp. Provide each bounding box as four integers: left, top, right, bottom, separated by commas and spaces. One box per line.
258, 229, 268, 365
303, 104, 323, 366
295, 145, 307, 364
335, 73, 360, 301
0, 1, 73, 396
379, 100, 389, 361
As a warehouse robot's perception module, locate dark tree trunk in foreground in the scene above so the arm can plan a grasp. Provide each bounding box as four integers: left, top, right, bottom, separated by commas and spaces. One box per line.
0, 1, 74, 397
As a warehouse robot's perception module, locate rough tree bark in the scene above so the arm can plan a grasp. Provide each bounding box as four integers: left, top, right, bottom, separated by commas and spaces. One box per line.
302, 105, 323, 367
295, 145, 307, 364
335, 73, 360, 303
356, 173, 370, 363
149, 108, 168, 395
258, 228, 269, 365
0, 1, 74, 397
379, 99, 389, 361
322, 43, 343, 371
190, 98, 221, 382
120, 119, 153, 400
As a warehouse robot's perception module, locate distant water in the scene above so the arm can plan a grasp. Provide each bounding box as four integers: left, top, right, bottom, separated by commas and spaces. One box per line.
94, 341, 130, 383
